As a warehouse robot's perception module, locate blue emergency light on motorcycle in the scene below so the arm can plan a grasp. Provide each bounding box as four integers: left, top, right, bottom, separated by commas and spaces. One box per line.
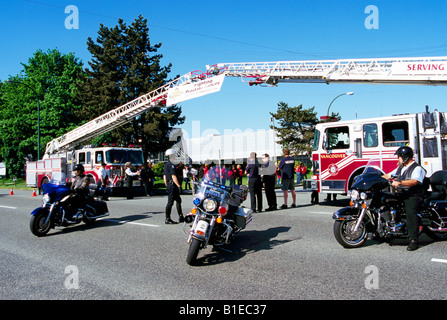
193, 198, 201, 206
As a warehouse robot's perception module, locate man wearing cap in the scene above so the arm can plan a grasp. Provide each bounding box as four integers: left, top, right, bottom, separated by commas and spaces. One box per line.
163, 149, 185, 224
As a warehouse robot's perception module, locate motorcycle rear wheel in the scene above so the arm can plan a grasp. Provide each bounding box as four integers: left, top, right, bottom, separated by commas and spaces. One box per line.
425, 227, 447, 240
186, 238, 202, 266
30, 212, 51, 237
333, 220, 367, 248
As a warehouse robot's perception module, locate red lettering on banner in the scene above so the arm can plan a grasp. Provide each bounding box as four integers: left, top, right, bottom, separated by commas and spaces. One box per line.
406, 63, 445, 72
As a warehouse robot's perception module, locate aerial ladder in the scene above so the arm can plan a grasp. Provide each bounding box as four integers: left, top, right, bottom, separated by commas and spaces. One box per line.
44, 56, 447, 157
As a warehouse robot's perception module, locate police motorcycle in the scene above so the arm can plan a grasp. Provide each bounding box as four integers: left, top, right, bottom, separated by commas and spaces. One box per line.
30, 179, 110, 237
332, 159, 447, 248
184, 179, 253, 265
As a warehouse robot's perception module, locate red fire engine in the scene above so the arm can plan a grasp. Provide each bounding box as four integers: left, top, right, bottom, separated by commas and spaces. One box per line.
26, 146, 144, 191
305, 108, 447, 201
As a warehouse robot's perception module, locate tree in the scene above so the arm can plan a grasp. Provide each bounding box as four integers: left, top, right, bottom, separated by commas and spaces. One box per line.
77, 15, 184, 161
270, 102, 319, 157
0, 49, 85, 176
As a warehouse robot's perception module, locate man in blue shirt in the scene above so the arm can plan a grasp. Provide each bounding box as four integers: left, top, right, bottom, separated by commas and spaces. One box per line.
279, 149, 296, 209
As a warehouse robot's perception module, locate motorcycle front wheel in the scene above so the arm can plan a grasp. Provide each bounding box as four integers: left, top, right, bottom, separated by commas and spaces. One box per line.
333, 220, 367, 248
186, 238, 202, 266
30, 211, 52, 237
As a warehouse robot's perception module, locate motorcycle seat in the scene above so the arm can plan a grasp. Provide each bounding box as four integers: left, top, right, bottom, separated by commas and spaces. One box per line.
424, 191, 447, 205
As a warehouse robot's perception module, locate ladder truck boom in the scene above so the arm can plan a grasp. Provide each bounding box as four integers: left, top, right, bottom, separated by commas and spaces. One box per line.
44, 72, 205, 155
214, 56, 447, 86
45, 56, 447, 156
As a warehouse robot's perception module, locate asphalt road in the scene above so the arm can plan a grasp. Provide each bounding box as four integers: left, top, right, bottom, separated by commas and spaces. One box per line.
1, 187, 446, 303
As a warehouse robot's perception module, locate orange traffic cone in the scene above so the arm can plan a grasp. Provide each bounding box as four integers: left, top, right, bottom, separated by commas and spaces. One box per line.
32, 189, 37, 197
9, 188, 14, 195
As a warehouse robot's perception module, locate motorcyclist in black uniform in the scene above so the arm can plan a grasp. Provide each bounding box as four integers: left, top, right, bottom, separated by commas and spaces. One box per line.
66, 164, 91, 221
382, 146, 426, 251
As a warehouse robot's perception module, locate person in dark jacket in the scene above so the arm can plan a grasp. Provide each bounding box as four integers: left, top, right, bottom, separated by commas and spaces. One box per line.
163, 149, 185, 224
245, 152, 263, 212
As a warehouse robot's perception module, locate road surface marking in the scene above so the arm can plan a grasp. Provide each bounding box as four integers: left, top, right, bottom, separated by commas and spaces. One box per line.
100, 218, 160, 228
0, 205, 18, 210
431, 258, 447, 264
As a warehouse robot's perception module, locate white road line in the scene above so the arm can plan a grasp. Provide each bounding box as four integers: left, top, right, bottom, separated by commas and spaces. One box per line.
0, 205, 18, 210
431, 258, 447, 264
99, 218, 160, 228
309, 211, 333, 215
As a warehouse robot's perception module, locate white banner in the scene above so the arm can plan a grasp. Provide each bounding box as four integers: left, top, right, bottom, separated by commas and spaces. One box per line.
391, 61, 447, 75
167, 74, 225, 106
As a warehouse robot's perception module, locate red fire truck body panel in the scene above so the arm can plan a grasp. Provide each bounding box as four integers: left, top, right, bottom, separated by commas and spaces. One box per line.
307, 110, 447, 196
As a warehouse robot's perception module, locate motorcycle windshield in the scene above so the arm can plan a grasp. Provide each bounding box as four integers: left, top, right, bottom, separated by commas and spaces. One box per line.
351, 158, 388, 190
42, 183, 71, 201
195, 179, 230, 204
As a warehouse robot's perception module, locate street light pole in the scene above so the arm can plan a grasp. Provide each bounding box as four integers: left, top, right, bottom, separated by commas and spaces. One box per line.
327, 92, 354, 117
6, 80, 41, 159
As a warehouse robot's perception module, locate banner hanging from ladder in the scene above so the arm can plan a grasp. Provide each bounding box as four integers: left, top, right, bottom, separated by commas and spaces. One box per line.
167, 73, 225, 106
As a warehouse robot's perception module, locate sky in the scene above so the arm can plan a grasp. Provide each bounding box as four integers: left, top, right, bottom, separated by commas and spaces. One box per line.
1, 0, 447, 141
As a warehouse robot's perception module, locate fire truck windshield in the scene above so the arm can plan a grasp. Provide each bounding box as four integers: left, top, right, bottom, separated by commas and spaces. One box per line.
105, 149, 144, 165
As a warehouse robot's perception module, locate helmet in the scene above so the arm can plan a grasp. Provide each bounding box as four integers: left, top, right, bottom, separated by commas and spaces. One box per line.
74, 164, 85, 173
165, 148, 176, 156
395, 146, 414, 163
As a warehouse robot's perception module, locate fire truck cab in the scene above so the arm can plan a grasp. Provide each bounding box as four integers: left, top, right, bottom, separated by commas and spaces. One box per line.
306, 108, 447, 202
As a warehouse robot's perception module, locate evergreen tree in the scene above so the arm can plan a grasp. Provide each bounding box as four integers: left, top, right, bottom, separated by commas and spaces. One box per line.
77, 15, 184, 160
270, 102, 319, 157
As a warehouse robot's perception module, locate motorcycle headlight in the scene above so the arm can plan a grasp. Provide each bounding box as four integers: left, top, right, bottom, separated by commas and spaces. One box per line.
203, 198, 217, 212
42, 194, 51, 204
349, 190, 359, 201
360, 192, 367, 200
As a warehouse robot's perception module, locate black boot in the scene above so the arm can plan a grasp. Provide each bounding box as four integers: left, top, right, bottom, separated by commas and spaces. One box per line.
407, 239, 419, 251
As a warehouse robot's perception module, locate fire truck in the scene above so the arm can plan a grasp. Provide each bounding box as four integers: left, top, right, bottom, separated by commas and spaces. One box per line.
26, 145, 144, 191
305, 108, 447, 201
25, 56, 447, 194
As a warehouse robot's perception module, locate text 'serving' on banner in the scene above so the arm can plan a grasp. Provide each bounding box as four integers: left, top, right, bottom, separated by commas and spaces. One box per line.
391, 62, 447, 75
167, 74, 225, 106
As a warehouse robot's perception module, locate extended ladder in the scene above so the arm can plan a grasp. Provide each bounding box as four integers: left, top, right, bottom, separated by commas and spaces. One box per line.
214, 56, 447, 86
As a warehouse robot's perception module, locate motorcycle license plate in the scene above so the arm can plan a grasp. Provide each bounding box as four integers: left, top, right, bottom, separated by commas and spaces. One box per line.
194, 220, 209, 237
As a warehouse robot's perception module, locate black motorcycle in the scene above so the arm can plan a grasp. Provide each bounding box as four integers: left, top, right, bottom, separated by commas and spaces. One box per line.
184, 179, 253, 265
332, 160, 447, 248
30, 182, 110, 237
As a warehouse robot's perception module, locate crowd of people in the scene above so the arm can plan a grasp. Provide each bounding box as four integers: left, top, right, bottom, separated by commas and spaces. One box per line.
98, 149, 309, 222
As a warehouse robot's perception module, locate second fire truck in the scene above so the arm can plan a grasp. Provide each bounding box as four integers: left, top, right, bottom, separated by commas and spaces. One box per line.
305, 108, 447, 201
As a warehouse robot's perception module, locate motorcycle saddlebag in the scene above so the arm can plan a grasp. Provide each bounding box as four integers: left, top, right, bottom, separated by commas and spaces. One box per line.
234, 207, 253, 229
86, 200, 109, 216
